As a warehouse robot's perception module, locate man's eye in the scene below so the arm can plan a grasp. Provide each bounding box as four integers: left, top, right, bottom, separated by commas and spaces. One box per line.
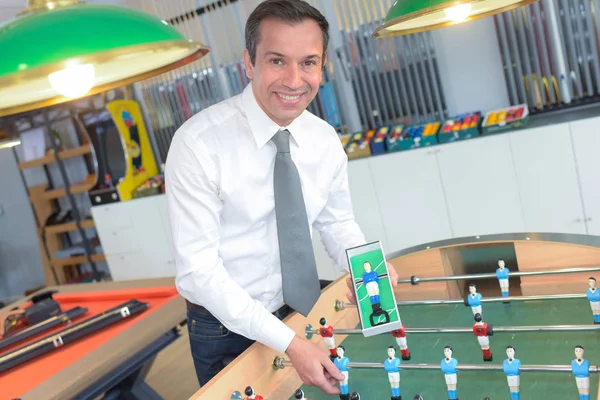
271, 59, 283, 65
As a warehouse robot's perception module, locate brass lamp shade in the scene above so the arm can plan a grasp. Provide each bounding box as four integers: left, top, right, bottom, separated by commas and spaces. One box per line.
373, 0, 537, 38
0, 0, 210, 117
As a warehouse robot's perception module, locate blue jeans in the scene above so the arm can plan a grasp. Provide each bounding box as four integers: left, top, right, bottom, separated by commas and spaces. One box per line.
186, 304, 292, 387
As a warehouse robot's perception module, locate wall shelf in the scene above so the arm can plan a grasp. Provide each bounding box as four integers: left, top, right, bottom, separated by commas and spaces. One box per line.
18, 144, 92, 169
45, 218, 95, 235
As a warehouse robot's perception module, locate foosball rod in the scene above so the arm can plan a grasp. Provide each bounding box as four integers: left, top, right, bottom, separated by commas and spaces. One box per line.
305, 324, 600, 337
400, 266, 600, 285
272, 356, 600, 373
335, 293, 585, 311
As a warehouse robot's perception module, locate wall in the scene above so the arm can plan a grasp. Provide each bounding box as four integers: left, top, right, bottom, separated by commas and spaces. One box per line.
432, 16, 511, 116
0, 149, 45, 304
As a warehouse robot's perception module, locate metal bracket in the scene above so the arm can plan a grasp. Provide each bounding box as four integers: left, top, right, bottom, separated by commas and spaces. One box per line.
52, 336, 64, 348
120, 307, 131, 318
305, 324, 313, 340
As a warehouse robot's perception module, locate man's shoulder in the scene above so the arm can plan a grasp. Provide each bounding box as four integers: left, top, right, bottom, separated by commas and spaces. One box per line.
173, 94, 243, 145
300, 110, 340, 143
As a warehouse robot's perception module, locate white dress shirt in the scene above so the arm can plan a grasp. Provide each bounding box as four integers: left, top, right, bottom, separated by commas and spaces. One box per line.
164, 83, 366, 353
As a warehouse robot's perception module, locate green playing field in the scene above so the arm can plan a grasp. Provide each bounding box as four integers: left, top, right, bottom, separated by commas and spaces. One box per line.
349, 248, 400, 330
292, 297, 600, 399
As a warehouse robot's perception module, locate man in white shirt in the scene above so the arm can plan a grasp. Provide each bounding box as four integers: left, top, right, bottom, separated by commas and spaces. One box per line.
165, 0, 397, 394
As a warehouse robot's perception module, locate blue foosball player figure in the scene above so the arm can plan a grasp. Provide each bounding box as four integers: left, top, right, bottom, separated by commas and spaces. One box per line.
362, 261, 389, 326
464, 284, 483, 317
334, 345, 350, 400
496, 260, 510, 297
503, 345, 521, 400
586, 277, 600, 324
441, 346, 458, 400
384, 346, 402, 400
572, 345, 590, 400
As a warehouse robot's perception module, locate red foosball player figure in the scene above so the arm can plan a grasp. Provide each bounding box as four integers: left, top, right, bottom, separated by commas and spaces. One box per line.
473, 313, 494, 362
391, 325, 411, 360
244, 386, 263, 400
294, 389, 311, 399
319, 317, 337, 360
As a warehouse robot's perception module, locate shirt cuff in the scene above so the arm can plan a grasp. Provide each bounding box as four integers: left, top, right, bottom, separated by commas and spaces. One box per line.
256, 314, 296, 353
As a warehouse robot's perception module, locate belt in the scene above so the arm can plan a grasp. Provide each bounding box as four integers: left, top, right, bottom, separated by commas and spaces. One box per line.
185, 300, 292, 320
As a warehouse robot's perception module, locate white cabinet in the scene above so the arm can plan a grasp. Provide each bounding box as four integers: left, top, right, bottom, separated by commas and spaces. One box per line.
570, 117, 600, 235
368, 147, 453, 251
92, 196, 176, 281
509, 123, 586, 234
93, 117, 600, 283
311, 158, 389, 281
435, 134, 526, 237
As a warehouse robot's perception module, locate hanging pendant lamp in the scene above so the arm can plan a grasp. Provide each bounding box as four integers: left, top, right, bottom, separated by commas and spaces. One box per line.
0, 0, 210, 117
372, 0, 537, 38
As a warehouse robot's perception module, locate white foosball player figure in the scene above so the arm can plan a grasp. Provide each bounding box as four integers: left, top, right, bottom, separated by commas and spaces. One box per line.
384, 346, 401, 400
496, 260, 510, 297
571, 345, 590, 400
465, 284, 482, 316
503, 346, 521, 400
586, 277, 600, 324
440, 346, 458, 400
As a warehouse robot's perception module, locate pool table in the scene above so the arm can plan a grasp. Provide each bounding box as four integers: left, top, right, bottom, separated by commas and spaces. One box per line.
189, 233, 600, 400
0, 277, 185, 400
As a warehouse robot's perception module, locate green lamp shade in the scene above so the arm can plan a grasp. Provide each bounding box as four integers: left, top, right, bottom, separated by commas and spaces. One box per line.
0, 4, 210, 117
373, 0, 537, 38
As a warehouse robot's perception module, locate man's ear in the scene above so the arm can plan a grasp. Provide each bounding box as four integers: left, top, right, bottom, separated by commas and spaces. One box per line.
243, 48, 254, 80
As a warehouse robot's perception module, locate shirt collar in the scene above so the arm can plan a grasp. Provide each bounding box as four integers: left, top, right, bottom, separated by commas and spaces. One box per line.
242, 83, 306, 149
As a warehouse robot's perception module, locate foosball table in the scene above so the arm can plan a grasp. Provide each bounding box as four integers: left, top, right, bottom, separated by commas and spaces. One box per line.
189, 233, 600, 400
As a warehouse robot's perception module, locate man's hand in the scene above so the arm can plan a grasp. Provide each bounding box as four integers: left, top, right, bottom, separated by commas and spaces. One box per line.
346, 261, 399, 305
286, 335, 344, 394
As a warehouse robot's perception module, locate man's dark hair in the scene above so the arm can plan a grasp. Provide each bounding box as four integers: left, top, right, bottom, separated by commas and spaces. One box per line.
245, 0, 329, 66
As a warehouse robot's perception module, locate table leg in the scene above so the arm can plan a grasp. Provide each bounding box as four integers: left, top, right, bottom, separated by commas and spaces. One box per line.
72, 327, 180, 400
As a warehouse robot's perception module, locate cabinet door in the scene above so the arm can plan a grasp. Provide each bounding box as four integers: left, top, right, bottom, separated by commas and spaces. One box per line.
311, 157, 389, 280
436, 134, 526, 237
570, 117, 600, 235
368, 147, 453, 252
509, 123, 586, 234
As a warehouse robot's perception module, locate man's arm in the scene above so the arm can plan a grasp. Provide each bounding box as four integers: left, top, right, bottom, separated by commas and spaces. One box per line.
313, 141, 366, 271
164, 132, 295, 353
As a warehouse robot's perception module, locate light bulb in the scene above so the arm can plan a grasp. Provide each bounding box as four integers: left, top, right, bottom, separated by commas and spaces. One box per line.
444, 3, 472, 22
48, 62, 95, 98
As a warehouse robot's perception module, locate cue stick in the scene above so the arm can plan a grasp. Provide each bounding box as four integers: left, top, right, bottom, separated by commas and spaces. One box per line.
305, 324, 600, 337
335, 293, 586, 311
399, 266, 600, 285
272, 356, 600, 373
0, 299, 148, 373
0, 306, 88, 351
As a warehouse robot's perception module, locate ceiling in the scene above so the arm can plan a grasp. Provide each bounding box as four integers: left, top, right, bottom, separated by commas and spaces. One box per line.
0, 0, 126, 23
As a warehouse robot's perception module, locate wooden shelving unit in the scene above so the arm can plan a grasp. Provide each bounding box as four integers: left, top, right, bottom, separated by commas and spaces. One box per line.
5, 106, 106, 285
18, 143, 92, 169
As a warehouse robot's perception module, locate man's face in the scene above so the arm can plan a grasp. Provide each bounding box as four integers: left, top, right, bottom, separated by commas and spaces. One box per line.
243, 17, 325, 126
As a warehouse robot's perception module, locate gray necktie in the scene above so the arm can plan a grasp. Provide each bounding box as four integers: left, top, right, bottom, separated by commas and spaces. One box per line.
272, 130, 320, 316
